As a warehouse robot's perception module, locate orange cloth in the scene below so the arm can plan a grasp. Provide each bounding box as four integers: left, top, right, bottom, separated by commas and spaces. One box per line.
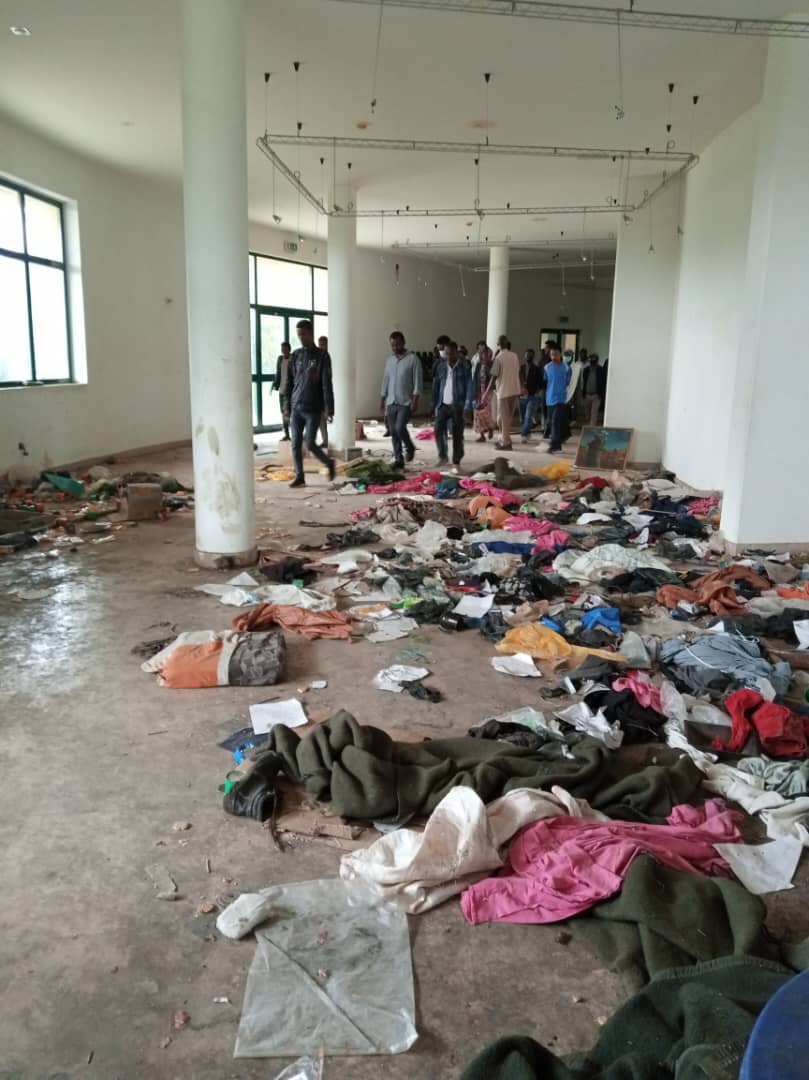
656, 566, 770, 616
159, 641, 223, 688
231, 604, 352, 640
777, 583, 809, 600
468, 494, 511, 528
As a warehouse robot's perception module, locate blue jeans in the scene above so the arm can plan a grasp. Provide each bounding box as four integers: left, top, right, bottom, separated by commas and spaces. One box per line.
434, 404, 465, 464
386, 403, 414, 465
547, 403, 567, 451
519, 395, 538, 436
290, 407, 334, 479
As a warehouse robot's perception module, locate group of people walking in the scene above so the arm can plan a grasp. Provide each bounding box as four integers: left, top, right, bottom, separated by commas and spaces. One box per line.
272, 322, 607, 487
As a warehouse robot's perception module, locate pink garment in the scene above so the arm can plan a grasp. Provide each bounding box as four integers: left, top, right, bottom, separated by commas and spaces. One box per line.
531, 530, 571, 554
457, 479, 521, 507
367, 471, 442, 495
415, 429, 435, 441
687, 496, 720, 516
612, 675, 663, 714
460, 799, 740, 925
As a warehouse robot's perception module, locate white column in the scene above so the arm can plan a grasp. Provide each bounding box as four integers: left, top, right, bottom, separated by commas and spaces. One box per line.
485, 244, 509, 349
721, 30, 809, 548
328, 213, 356, 452
180, 0, 255, 567
604, 180, 680, 465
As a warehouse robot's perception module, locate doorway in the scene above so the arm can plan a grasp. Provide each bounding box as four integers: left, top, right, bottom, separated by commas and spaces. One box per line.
252, 308, 311, 432
540, 328, 581, 355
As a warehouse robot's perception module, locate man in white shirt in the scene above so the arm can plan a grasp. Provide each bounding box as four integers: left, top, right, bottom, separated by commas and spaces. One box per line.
492, 335, 521, 450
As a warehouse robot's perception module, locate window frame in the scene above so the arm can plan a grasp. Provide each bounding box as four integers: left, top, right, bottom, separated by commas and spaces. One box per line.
0, 177, 74, 387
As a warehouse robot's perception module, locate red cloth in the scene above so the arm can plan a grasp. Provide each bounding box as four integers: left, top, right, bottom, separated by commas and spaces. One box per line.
460, 800, 739, 925
716, 689, 809, 758
575, 476, 610, 490
367, 471, 443, 495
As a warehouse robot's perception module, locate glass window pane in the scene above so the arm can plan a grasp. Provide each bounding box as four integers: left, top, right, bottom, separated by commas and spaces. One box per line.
0, 185, 24, 252
314, 314, 328, 344
24, 195, 63, 262
0, 255, 31, 381
313, 266, 328, 312
261, 381, 281, 429
248, 255, 255, 304
259, 313, 286, 376
256, 256, 311, 309
30, 263, 69, 379
252, 381, 259, 429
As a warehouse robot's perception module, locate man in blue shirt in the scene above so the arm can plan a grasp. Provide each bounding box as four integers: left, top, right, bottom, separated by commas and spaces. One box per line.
431, 341, 472, 466
543, 341, 571, 453
380, 330, 423, 469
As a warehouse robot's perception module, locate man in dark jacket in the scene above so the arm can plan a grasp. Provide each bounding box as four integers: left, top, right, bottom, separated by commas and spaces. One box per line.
519, 348, 544, 442
581, 352, 606, 426
283, 319, 336, 488
274, 341, 292, 440
432, 341, 472, 467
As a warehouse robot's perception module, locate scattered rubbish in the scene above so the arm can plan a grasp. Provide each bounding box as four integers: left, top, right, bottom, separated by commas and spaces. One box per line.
217, 879, 417, 1057
146, 864, 179, 901
555, 930, 572, 945
367, 616, 418, 642
44, 472, 86, 497
195, 898, 218, 915
213, 996, 231, 1005
142, 630, 287, 688
373, 665, 430, 693
309, 679, 328, 690
490, 653, 542, 678
172, 821, 192, 832
159, 1036, 172, 1049
270, 1052, 324, 1080
173, 1009, 191, 1030
453, 593, 495, 619
249, 698, 308, 735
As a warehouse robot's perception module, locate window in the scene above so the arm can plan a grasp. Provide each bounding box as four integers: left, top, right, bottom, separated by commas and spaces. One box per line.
247, 252, 328, 431
0, 179, 72, 385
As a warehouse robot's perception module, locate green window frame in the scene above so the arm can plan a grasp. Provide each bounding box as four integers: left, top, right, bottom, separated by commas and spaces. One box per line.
0, 177, 74, 387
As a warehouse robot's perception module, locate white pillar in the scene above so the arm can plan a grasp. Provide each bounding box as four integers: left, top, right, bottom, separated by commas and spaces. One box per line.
180, 0, 255, 567
604, 180, 680, 465
328, 213, 356, 451
485, 244, 509, 349
721, 30, 809, 548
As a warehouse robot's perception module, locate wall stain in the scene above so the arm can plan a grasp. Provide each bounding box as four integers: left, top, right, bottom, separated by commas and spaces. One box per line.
207, 427, 220, 457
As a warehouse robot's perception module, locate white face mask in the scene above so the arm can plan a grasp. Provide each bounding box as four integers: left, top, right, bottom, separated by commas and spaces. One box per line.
440, 348, 448, 359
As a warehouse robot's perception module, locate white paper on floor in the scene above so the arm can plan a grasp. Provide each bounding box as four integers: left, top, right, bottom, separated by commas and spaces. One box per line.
367, 616, 418, 643
218, 879, 417, 1058
373, 665, 429, 692
794, 619, 809, 651
577, 513, 612, 525
715, 837, 803, 894
249, 698, 308, 735
452, 593, 494, 618
195, 580, 336, 610
556, 701, 624, 749
490, 653, 541, 678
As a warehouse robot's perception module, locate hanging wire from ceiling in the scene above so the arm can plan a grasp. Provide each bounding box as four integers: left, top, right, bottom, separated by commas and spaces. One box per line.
483, 72, 492, 147
666, 81, 675, 138
648, 195, 655, 253
293, 61, 303, 242
263, 72, 271, 137
561, 264, 567, 297
614, 13, 625, 120
369, 0, 385, 115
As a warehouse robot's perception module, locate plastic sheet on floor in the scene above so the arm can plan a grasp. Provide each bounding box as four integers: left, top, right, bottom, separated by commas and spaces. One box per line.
218, 879, 417, 1058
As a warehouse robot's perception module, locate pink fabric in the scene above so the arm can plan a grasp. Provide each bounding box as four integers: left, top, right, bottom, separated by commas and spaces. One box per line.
415, 429, 435, 441
457, 479, 521, 506
612, 675, 663, 714
348, 507, 374, 522
460, 799, 740, 925
367, 471, 443, 495
531, 530, 571, 554
687, 495, 720, 516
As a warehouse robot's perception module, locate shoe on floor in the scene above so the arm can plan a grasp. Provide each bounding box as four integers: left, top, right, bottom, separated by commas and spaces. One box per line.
289, 477, 306, 488
279, 435, 291, 442
223, 759, 280, 821
436, 456, 449, 466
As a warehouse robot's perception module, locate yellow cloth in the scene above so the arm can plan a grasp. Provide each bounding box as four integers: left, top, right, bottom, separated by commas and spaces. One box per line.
496, 623, 625, 666
258, 468, 297, 482
529, 460, 571, 482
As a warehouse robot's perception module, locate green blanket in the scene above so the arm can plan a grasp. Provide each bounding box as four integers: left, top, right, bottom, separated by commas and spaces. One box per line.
461, 856, 809, 1079
255, 711, 703, 823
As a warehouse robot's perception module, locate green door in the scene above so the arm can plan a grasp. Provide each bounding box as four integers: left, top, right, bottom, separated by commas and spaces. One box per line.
252, 308, 310, 432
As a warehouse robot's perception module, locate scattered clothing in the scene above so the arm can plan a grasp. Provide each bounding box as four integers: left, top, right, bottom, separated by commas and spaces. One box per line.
460, 799, 740, 925
141, 630, 287, 688
659, 634, 792, 697
230, 604, 353, 640
656, 565, 770, 616
737, 755, 809, 797
716, 689, 809, 759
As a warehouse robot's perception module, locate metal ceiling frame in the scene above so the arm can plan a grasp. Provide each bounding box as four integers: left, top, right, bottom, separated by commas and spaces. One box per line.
324, 0, 809, 39
256, 132, 696, 221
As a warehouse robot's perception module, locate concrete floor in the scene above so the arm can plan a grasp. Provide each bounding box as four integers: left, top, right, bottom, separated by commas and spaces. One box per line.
1, 425, 806, 1079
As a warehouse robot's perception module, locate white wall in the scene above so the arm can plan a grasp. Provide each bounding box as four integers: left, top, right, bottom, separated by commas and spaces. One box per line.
663, 107, 759, 491
0, 114, 189, 473
507, 272, 611, 357
605, 180, 681, 465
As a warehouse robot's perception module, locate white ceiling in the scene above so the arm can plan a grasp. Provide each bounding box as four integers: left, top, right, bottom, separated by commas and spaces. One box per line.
0, 0, 803, 263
